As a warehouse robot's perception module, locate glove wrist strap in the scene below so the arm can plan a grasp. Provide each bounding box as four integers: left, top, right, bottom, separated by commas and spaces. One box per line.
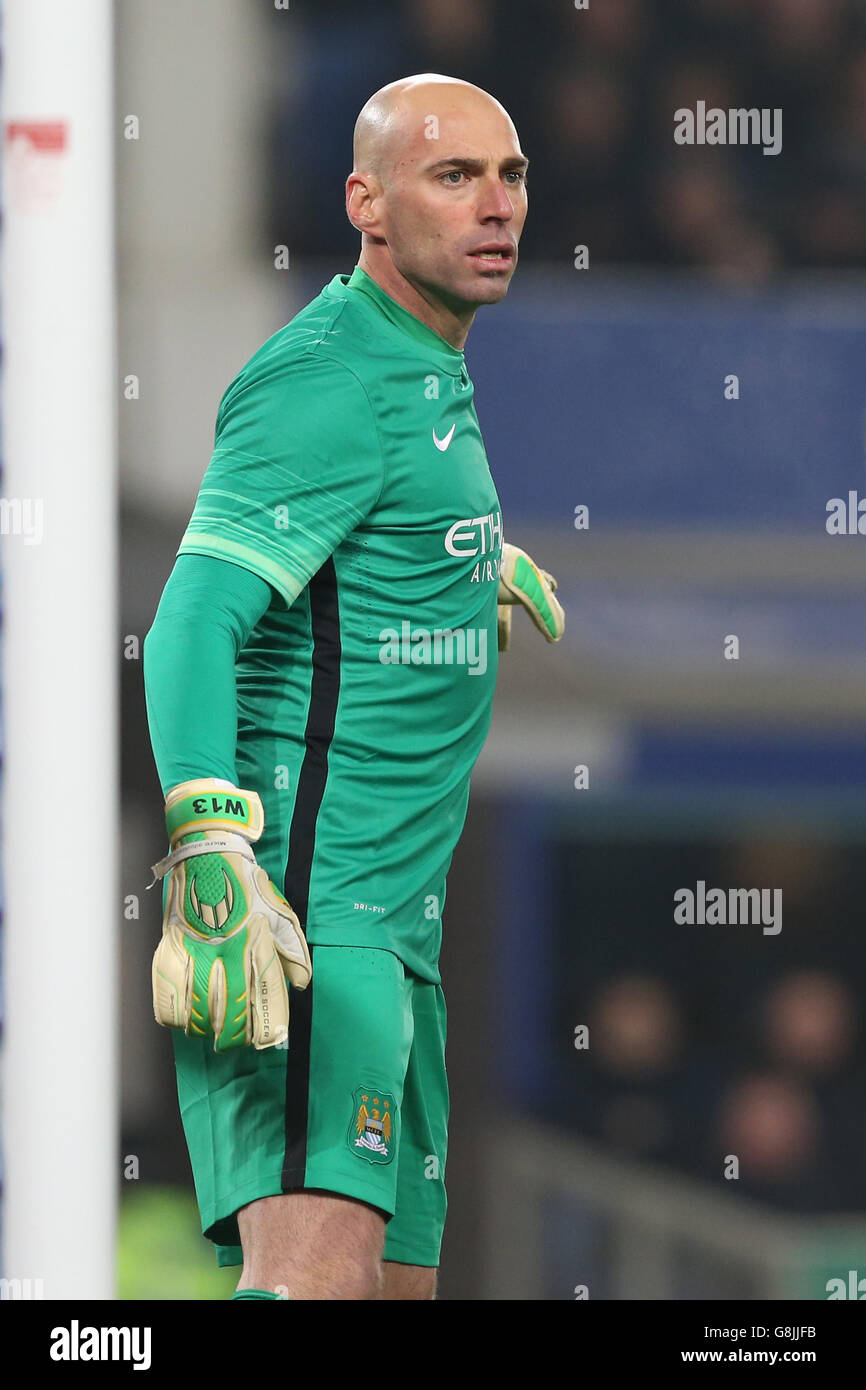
164, 778, 265, 845
146, 832, 256, 890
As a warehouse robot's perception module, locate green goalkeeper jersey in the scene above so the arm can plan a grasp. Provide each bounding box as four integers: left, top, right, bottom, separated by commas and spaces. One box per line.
176, 266, 502, 981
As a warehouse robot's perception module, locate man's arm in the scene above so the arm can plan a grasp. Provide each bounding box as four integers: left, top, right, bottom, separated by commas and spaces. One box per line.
143, 553, 310, 1052
143, 352, 384, 1049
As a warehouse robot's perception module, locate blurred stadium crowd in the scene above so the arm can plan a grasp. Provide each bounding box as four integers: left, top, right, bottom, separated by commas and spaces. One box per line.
269, 0, 866, 280
545, 834, 866, 1216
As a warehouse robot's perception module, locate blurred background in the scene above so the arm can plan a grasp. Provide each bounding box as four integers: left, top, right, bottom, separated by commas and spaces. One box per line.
119, 0, 866, 1298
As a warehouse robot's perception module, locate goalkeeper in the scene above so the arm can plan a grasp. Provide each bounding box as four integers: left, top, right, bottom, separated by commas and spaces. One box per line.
143, 72, 564, 1303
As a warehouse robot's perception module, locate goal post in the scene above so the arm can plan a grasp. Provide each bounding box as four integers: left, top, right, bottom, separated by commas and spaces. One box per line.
1, 0, 117, 1299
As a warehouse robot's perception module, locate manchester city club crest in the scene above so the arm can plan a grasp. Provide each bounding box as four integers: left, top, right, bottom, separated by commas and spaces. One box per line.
349, 1087, 396, 1165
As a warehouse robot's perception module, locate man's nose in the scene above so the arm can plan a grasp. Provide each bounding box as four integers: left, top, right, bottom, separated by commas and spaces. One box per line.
478, 178, 517, 221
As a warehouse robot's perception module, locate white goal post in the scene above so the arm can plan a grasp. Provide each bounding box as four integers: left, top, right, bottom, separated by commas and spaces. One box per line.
1, 0, 117, 1299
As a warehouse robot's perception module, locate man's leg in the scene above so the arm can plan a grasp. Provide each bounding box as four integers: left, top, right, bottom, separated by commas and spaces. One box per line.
237, 1191, 387, 1300
381, 1260, 437, 1301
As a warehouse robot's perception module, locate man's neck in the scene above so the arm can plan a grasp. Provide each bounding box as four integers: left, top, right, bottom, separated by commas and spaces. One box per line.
357, 247, 475, 350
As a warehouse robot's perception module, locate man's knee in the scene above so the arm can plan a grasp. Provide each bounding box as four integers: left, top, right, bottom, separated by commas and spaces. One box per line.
381, 1261, 438, 1300
236, 1190, 387, 1300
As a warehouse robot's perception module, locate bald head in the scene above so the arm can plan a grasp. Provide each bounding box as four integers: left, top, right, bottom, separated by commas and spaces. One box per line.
346, 72, 528, 344
353, 73, 516, 186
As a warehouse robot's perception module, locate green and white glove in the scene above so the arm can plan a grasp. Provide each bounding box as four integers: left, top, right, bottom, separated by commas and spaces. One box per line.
497, 541, 566, 652
147, 777, 311, 1052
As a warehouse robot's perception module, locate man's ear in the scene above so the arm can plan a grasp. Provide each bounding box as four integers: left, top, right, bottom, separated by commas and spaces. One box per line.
346, 172, 383, 236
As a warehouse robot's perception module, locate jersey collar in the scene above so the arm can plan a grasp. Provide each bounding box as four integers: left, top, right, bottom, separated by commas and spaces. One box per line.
339, 265, 467, 375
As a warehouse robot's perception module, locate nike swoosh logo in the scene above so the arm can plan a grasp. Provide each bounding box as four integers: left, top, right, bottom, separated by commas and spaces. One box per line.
432, 424, 456, 451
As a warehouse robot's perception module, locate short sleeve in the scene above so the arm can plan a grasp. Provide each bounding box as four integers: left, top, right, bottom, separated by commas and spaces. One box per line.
177, 353, 384, 607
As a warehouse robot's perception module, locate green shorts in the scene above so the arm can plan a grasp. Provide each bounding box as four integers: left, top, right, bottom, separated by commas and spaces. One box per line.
172, 944, 449, 1268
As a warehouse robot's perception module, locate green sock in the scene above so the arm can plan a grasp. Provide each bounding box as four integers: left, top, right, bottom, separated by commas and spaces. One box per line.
232, 1288, 285, 1300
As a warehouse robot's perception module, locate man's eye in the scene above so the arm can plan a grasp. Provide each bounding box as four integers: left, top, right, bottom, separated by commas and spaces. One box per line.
505, 171, 526, 184
441, 170, 466, 185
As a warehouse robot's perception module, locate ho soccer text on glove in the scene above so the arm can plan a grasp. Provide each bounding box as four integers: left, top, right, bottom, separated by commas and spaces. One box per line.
497, 541, 566, 652
147, 778, 311, 1051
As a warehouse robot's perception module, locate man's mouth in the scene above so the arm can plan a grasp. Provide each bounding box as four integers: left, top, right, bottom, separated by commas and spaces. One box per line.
467, 244, 515, 270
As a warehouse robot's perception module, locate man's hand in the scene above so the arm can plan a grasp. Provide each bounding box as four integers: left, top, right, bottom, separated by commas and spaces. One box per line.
497, 541, 566, 652
147, 777, 311, 1051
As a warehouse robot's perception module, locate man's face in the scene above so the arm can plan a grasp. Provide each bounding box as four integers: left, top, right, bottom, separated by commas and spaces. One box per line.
378, 97, 528, 310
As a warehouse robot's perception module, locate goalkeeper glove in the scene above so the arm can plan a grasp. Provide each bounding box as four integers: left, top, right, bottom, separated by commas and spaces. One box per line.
147, 777, 311, 1052
498, 541, 566, 652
